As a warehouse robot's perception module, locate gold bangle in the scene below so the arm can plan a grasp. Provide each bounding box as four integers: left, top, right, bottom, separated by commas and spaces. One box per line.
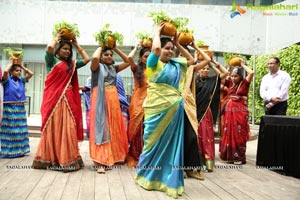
77, 47, 84, 53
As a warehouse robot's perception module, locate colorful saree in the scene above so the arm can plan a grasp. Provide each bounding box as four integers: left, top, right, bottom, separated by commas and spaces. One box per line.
89, 64, 128, 166
82, 81, 91, 138
135, 52, 187, 198
127, 65, 148, 167
196, 75, 220, 171
220, 79, 250, 163
33, 53, 85, 171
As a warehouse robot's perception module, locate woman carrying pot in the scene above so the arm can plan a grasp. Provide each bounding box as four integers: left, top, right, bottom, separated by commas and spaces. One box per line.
89, 44, 129, 173
194, 55, 228, 172
126, 44, 151, 167
219, 60, 254, 165
0, 59, 33, 158
135, 23, 210, 198
33, 34, 89, 171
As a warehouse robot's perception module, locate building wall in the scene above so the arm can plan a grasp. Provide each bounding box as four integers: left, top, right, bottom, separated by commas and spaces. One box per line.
1, 0, 299, 53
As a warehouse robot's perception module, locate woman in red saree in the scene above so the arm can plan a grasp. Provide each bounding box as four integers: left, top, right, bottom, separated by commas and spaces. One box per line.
220, 60, 254, 164
33, 37, 89, 171
126, 44, 150, 167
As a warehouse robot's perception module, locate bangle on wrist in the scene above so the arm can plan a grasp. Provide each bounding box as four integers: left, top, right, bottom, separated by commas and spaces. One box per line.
77, 47, 84, 53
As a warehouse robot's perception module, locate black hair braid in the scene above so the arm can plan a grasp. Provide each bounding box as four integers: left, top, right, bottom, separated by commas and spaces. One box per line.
136, 47, 151, 87
136, 60, 144, 87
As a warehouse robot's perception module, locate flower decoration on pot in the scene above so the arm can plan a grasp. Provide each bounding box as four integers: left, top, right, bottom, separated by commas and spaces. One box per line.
94, 24, 124, 48
52, 20, 80, 41
136, 31, 153, 48
4, 47, 24, 64
148, 10, 178, 37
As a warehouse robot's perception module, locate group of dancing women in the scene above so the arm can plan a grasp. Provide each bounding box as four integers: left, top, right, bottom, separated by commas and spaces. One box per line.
0, 21, 254, 199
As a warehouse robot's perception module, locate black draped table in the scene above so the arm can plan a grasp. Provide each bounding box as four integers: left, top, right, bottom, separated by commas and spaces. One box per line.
256, 115, 300, 178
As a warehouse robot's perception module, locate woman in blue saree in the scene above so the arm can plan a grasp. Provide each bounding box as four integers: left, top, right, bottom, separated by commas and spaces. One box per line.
135, 23, 210, 198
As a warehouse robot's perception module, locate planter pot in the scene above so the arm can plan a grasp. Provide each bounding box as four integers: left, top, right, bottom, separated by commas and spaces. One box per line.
205, 50, 214, 59
178, 32, 193, 46
197, 50, 213, 60
100, 35, 116, 48
11, 54, 22, 64
199, 45, 209, 51
161, 21, 176, 37
59, 28, 75, 40
197, 46, 213, 60
229, 57, 242, 67
140, 39, 152, 48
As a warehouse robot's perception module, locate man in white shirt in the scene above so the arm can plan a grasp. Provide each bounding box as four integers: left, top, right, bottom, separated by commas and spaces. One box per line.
260, 57, 291, 115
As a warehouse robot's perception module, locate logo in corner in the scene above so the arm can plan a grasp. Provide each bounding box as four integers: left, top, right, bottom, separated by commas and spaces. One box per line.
230, 2, 246, 18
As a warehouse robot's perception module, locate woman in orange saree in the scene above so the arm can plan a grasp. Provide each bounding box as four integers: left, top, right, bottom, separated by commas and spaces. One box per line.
33, 37, 89, 172
89, 45, 129, 173
126, 45, 151, 167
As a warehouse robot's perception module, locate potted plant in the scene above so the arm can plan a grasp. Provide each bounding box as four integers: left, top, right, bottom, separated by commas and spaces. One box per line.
136, 31, 153, 48
148, 10, 177, 37
94, 24, 124, 48
52, 20, 80, 40
195, 39, 213, 59
172, 17, 194, 46
196, 39, 209, 50
4, 47, 24, 64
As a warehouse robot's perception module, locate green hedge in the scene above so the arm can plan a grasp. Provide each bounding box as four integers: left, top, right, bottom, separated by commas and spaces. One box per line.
248, 44, 300, 123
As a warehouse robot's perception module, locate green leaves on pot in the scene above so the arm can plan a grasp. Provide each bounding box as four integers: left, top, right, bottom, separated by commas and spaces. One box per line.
94, 24, 124, 46
196, 40, 207, 47
136, 31, 152, 40
3, 47, 24, 59
148, 10, 190, 30
148, 10, 172, 24
52, 20, 80, 38
173, 17, 190, 31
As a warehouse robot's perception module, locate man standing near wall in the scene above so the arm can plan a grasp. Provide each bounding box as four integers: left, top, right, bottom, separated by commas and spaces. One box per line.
259, 57, 292, 115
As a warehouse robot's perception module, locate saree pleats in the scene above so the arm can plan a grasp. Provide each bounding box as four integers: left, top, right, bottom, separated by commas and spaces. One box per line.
220, 98, 250, 163
135, 83, 184, 199
33, 98, 84, 171
197, 108, 215, 170
220, 79, 250, 163
127, 122, 143, 167
90, 86, 128, 166
127, 85, 147, 167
